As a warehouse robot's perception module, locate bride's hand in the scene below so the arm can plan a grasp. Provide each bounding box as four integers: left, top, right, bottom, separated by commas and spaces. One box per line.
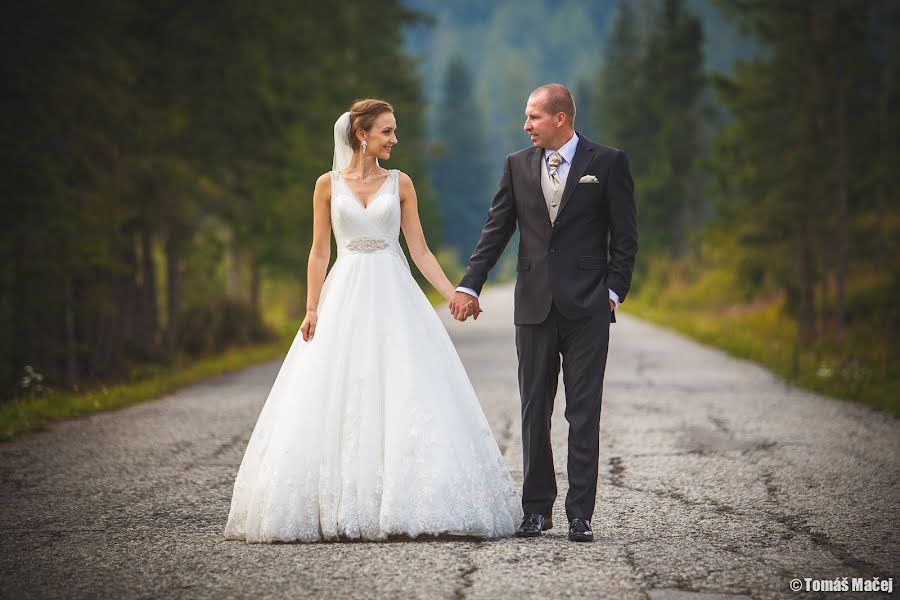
449, 291, 483, 321
301, 310, 318, 341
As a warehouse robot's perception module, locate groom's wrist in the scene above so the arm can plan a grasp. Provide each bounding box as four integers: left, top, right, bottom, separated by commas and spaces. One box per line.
455, 286, 479, 299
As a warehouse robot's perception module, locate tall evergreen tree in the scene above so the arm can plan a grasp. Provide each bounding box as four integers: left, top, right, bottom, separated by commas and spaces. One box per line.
0, 0, 434, 398
593, 0, 645, 150
711, 0, 890, 344
573, 78, 594, 139
430, 56, 492, 259
594, 0, 707, 258
642, 0, 707, 259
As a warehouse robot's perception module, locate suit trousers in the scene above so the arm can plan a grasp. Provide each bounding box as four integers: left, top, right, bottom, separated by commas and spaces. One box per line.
515, 302, 610, 521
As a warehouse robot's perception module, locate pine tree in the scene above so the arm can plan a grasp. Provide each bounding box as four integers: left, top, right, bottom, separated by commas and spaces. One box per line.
641, 0, 707, 258
430, 56, 492, 260
710, 0, 889, 344
594, 0, 707, 259
0, 0, 434, 397
593, 0, 644, 150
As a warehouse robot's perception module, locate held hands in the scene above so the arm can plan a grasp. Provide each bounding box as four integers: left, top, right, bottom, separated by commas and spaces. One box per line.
449, 291, 483, 322
300, 310, 318, 341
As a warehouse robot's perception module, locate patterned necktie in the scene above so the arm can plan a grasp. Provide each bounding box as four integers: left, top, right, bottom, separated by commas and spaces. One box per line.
548, 151, 563, 189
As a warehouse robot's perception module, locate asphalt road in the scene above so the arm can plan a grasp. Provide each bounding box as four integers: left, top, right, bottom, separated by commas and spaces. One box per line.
1, 284, 897, 599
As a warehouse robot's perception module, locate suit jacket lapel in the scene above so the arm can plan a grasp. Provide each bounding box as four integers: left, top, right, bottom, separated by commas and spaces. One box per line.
528, 147, 551, 222
555, 136, 594, 220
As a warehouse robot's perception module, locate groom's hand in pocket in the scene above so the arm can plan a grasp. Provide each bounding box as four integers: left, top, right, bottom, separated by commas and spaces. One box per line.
450, 291, 482, 322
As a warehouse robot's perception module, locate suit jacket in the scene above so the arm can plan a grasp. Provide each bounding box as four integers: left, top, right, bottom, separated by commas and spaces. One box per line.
460, 132, 638, 325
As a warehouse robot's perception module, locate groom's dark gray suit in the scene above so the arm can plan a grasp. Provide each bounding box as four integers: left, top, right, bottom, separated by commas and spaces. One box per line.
459, 132, 637, 521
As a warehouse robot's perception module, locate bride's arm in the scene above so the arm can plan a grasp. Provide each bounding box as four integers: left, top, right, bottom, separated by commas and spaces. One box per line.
398, 172, 456, 304
300, 173, 332, 341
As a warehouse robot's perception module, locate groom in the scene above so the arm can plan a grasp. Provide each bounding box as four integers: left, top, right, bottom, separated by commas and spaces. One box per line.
449, 84, 637, 542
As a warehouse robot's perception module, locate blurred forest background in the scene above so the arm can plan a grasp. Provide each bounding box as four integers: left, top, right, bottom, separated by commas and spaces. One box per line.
413, 0, 899, 414
1, 0, 898, 435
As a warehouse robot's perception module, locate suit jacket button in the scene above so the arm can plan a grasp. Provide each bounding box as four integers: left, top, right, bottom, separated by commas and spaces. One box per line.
550, 248, 556, 254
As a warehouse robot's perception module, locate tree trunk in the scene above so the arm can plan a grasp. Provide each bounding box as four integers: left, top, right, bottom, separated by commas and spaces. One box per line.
10, 229, 27, 397
88, 275, 112, 376
797, 2, 822, 345
64, 273, 77, 388
875, 53, 893, 274
672, 188, 689, 261
139, 225, 159, 354
798, 216, 818, 345
834, 2, 848, 335
249, 259, 261, 330
819, 263, 830, 333
165, 233, 182, 354
120, 233, 138, 349
226, 229, 240, 300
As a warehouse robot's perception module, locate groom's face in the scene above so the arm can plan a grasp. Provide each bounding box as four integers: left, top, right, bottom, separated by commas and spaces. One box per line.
524, 93, 561, 149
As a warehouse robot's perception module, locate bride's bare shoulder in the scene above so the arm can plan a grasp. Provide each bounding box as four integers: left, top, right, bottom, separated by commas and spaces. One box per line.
314, 172, 333, 194
395, 169, 415, 189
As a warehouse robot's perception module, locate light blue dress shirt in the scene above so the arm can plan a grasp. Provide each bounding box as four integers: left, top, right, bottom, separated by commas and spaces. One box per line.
545, 131, 580, 181
457, 132, 620, 309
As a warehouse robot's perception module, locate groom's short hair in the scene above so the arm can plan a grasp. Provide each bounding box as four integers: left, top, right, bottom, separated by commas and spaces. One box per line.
531, 84, 576, 126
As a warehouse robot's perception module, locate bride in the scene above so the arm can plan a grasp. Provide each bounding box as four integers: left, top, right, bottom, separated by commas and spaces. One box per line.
224, 99, 523, 543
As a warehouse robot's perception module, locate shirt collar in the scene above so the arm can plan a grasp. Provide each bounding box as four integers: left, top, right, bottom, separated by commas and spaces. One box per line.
544, 132, 579, 165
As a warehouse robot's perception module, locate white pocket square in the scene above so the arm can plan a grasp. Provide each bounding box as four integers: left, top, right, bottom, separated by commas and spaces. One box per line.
579, 175, 599, 184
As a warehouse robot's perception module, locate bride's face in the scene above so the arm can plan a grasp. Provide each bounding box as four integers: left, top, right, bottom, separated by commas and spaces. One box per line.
360, 112, 398, 160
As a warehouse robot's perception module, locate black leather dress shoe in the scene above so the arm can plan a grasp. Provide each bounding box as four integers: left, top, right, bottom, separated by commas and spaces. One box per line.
515, 513, 553, 537
568, 518, 593, 542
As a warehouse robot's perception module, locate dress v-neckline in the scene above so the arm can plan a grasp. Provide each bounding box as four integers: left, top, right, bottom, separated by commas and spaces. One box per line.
336, 170, 392, 210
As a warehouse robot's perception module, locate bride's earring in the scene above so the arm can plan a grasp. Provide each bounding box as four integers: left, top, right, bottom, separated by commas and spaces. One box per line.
361, 139, 368, 156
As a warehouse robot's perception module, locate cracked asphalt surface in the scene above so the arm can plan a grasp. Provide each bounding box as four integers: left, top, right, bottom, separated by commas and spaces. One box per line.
1, 284, 897, 599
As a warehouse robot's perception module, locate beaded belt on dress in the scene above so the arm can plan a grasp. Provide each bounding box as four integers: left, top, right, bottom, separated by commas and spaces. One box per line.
337, 236, 411, 271
339, 236, 398, 256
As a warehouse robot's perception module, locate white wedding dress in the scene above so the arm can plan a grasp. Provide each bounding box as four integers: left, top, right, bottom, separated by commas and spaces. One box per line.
224, 169, 522, 543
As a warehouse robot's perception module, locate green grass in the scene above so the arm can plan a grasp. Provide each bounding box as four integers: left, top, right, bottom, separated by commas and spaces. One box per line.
0, 336, 293, 442
623, 264, 899, 416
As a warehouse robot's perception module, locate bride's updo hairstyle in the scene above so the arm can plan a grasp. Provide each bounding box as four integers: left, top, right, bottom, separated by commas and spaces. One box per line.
348, 99, 394, 151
